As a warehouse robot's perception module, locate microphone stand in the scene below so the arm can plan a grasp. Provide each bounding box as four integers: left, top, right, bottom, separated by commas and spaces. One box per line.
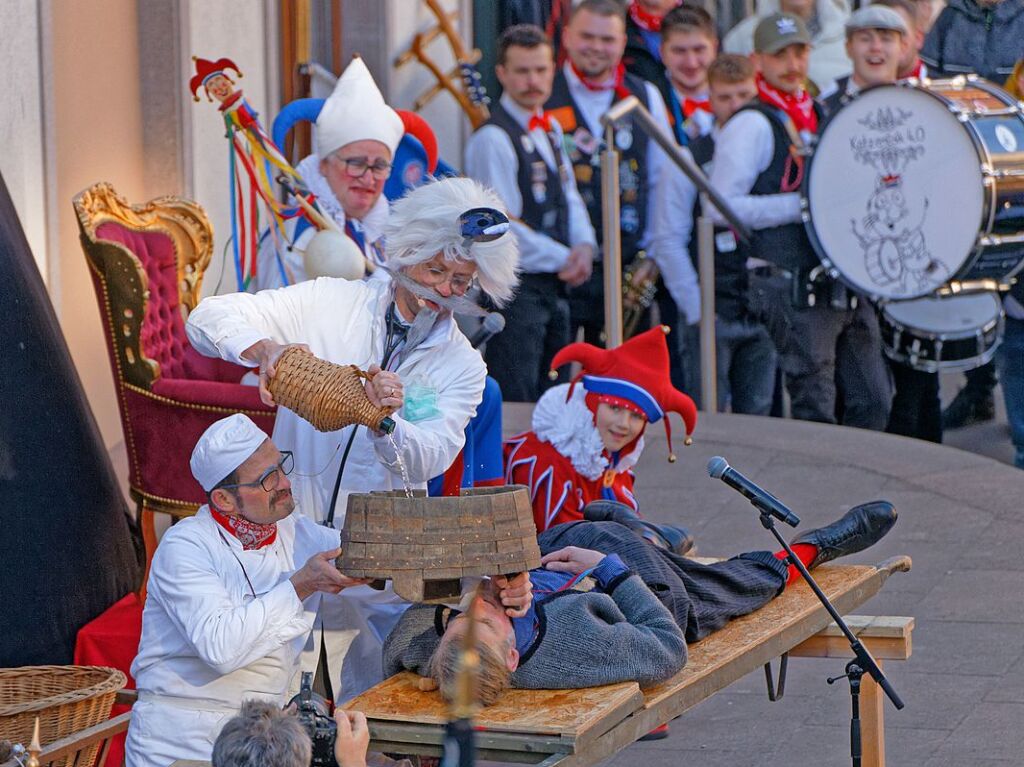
753, 507, 904, 767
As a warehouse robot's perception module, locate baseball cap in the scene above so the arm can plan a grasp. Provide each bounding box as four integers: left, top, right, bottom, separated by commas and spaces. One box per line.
754, 13, 813, 54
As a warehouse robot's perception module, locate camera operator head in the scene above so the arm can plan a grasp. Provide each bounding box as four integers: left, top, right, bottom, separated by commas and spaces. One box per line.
212, 699, 311, 767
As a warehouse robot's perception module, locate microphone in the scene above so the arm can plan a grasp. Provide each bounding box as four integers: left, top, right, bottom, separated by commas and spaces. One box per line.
707, 456, 800, 527
469, 312, 506, 348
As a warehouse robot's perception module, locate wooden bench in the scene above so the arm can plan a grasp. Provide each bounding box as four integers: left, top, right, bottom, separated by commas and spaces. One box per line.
347, 556, 912, 767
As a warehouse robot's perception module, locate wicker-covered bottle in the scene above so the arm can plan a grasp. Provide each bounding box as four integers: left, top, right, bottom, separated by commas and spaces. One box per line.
268, 347, 396, 433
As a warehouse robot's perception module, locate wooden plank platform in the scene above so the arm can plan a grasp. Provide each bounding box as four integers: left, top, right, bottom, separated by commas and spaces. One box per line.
347, 556, 912, 766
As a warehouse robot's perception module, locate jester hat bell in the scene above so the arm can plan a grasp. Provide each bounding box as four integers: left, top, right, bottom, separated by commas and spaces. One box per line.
549, 326, 698, 462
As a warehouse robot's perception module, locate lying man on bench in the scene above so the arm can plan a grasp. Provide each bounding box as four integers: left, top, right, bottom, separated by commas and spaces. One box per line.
383, 502, 897, 705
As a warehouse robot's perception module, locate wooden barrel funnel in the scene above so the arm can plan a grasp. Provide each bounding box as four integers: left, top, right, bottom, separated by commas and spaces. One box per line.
338, 485, 542, 603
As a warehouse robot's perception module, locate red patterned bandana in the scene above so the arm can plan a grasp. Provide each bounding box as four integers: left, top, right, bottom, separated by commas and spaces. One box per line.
211, 507, 278, 551
756, 73, 818, 134
570, 60, 631, 100
628, 1, 676, 32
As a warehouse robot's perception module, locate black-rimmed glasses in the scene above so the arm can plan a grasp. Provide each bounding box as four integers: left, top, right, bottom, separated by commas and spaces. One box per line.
217, 451, 294, 493
329, 155, 393, 180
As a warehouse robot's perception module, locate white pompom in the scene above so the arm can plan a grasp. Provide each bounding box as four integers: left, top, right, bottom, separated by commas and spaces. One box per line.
302, 229, 366, 281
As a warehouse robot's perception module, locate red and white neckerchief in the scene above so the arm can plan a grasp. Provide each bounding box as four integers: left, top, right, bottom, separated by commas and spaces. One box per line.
628, 0, 679, 32
210, 507, 278, 550
903, 58, 925, 80
570, 60, 631, 100
756, 73, 818, 135
528, 110, 554, 132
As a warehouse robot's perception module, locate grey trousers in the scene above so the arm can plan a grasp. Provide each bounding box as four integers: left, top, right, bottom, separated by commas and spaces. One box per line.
782, 299, 893, 430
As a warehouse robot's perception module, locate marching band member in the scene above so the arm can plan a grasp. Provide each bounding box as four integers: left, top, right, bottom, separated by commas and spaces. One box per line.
186, 177, 519, 699
544, 0, 672, 347
254, 57, 403, 290
651, 54, 778, 415
465, 24, 597, 403
819, 5, 908, 113
709, 13, 893, 430
658, 5, 718, 145
873, 0, 931, 79
504, 326, 696, 533
125, 415, 365, 767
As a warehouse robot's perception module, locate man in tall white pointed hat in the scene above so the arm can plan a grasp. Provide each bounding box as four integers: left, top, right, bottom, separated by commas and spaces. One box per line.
187, 176, 530, 699
254, 56, 405, 290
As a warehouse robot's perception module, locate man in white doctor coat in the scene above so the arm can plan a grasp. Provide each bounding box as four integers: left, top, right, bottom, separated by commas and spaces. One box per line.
186, 176, 522, 700
124, 414, 367, 767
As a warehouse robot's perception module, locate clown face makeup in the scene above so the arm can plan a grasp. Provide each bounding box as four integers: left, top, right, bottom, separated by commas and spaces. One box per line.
594, 402, 647, 453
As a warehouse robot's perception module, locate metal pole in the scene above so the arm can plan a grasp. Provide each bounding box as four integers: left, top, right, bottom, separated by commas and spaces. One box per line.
601, 124, 623, 348
600, 96, 751, 241
697, 211, 717, 412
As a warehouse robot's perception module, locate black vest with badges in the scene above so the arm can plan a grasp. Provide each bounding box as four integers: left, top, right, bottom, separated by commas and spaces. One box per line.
738, 100, 825, 273
688, 134, 748, 321
484, 101, 570, 251
546, 69, 651, 259
820, 75, 852, 118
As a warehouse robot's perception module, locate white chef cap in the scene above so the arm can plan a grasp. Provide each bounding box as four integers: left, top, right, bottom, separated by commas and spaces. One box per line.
316, 56, 405, 161
190, 414, 269, 492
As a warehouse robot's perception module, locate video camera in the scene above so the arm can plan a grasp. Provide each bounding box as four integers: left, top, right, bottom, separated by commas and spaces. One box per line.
287, 671, 337, 767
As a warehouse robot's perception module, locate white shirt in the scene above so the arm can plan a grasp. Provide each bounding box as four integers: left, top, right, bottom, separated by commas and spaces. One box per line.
464, 93, 596, 274
649, 144, 701, 324
125, 508, 339, 767
561, 63, 673, 250
707, 109, 803, 231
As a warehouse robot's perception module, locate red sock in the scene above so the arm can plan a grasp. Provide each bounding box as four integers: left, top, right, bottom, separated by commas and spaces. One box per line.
775, 543, 818, 585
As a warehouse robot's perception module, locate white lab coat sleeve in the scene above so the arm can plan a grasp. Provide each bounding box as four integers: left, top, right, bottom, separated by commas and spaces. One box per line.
185, 278, 355, 365
148, 536, 312, 676
370, 352, 486, 481
649, 162, 701, 324
706, 110, 802, 230
465, 126, 571, 273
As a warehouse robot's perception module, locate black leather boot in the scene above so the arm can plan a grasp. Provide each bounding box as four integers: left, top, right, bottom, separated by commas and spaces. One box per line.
791, 501, 897, 569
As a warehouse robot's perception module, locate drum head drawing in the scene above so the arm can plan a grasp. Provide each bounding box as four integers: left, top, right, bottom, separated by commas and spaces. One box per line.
806, 85, 985, 300
884, 292, 1000, 335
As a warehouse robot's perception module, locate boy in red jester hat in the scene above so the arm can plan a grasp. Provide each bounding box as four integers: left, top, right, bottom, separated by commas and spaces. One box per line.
504, 326, 697, 536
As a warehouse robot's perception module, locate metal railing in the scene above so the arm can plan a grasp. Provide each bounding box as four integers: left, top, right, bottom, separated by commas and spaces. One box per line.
599, 96, 750, 413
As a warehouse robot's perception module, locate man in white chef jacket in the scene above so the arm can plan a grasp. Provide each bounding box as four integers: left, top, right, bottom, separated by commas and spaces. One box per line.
185, 176, 523, 701
124, 414, 366, 767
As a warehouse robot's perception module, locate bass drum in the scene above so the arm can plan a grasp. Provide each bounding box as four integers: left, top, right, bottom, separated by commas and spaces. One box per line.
803, 77, 1024, 301
879, 291, 1004, 372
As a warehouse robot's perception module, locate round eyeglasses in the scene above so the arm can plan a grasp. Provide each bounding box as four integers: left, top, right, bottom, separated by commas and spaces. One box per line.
330, 155, 393, 181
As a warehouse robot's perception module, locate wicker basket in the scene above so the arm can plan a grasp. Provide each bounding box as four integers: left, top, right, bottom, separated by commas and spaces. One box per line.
0, 665, 126, 767
268, 347, 395, 433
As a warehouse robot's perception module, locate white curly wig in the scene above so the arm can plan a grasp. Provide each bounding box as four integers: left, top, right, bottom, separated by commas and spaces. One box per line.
384, 177, 520, 306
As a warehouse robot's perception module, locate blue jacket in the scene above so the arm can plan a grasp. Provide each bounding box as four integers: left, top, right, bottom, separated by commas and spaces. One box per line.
921, 0, 1024, 83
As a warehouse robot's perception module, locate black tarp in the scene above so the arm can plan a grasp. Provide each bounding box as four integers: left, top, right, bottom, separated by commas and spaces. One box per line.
0, 172, 141, 665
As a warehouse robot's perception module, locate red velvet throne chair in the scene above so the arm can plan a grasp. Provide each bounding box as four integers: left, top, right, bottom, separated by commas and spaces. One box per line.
74, 182, 276, 598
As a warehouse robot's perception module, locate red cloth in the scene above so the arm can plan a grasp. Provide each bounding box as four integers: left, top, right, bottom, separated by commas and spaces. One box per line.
903, 58, 924, 79
628, 0, 678, 32
504, 431, 638, 532
74, 593, 144, 767
775, 542, 819, 584
569, 60, 631, 100
210, 507, 279, 550
756, 73, 818, 134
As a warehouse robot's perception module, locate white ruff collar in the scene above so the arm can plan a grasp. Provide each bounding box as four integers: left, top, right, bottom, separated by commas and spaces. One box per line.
295, 154, 390, 245
532, 384, 644, 481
